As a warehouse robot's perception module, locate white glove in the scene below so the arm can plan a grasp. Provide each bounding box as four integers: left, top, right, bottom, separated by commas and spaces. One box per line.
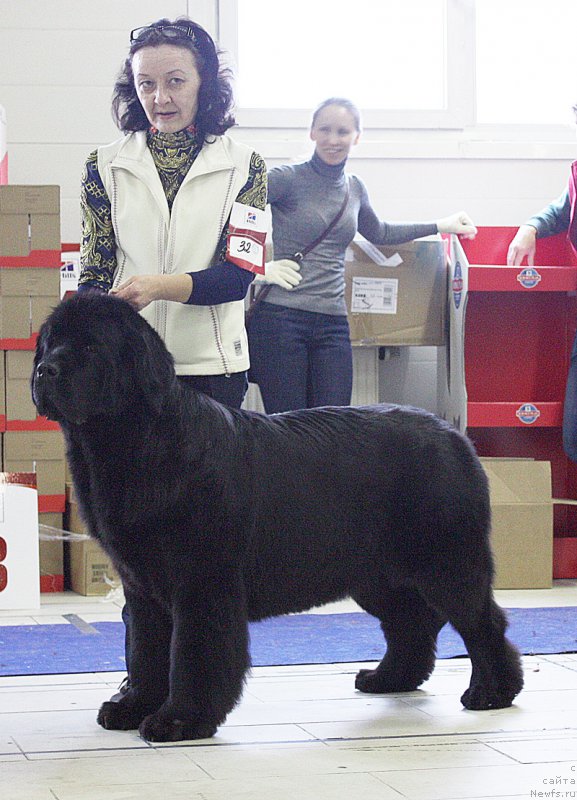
254, 259, 302, 290
436, 211, 478, 240
506, 224, 537, 266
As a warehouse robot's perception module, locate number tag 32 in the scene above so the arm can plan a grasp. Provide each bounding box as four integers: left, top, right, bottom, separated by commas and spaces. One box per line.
226, 202, 268, 275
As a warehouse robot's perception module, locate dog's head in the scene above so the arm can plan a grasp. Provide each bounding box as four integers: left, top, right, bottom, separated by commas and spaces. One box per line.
32, 292, 176, 425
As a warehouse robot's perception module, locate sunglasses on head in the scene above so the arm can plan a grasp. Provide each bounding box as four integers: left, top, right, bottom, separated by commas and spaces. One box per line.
130, 24, 198, 44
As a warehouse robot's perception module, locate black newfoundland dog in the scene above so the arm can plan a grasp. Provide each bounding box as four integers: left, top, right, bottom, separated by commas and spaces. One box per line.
32, 292, 523, 742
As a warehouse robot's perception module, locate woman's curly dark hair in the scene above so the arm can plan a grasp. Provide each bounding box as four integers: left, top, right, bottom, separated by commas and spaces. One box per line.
111, 17, 235, 141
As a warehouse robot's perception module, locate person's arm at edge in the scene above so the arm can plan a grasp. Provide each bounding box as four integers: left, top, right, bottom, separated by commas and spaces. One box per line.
507, 189, 570, 266
78, 151, 117, 293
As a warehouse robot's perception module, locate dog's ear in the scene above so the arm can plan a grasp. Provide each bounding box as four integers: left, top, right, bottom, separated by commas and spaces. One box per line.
131, 322, 177, 416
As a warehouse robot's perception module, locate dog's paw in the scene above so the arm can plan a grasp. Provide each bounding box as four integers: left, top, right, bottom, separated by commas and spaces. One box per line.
97, 700, 147, 731
139, 713, 218, 742
460, 685, 516, 710
355, 667, 421, 694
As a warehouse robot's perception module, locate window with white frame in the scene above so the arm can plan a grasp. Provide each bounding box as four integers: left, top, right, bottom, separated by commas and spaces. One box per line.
218, 0, 473, 129
476, 0, 577, 126
218, 0, 577, 132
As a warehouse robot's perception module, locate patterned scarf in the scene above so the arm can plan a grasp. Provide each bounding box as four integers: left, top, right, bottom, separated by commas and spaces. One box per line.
146, 126, 202, 211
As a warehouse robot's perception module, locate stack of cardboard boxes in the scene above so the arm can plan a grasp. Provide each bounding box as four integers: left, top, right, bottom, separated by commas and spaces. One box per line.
0, 186, 118, 596
64, 482, 120, 596
0, 185, 65, 591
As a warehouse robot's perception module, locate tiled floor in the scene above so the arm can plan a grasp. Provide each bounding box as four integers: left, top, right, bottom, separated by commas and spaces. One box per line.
0, 584, 576, 799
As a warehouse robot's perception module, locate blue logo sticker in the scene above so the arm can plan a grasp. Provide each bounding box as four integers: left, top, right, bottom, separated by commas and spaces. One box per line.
452, 261, 463, 309
516, 268, 542, 289
515, 403, 541, 424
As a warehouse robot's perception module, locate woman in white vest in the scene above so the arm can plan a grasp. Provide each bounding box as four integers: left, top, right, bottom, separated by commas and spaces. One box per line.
78, 16, 275, 703
79, 16, 274, 408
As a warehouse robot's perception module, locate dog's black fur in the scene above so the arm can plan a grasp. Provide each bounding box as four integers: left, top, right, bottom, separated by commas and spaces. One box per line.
32, 292, 523, 742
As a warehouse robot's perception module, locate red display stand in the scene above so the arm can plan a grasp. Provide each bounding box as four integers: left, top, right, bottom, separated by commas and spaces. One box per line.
440, 227, 577, 579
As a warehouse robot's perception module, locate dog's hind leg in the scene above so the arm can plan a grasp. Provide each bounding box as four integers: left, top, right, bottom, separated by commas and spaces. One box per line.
352, 585, 447, 694
416, 573, 524, 710
446, 593, 523, 710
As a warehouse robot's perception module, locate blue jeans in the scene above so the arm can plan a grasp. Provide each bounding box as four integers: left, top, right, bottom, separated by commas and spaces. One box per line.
248, 302, 353, 413
177, 372, 248, 409
563, 330, 577, 462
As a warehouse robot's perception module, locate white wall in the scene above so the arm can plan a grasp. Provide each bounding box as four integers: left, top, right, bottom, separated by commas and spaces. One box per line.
0, 0, 574, 411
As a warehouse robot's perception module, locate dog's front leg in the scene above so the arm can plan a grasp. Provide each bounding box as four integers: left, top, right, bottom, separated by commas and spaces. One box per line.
139, 584, 250, 742
98, 590, 171, 731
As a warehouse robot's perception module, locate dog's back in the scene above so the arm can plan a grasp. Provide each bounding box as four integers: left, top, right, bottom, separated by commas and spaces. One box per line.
240, 404, 492, 620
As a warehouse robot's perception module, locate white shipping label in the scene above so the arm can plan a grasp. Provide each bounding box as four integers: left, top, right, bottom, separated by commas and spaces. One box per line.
354, 240, 403, 267
229, 202, 268, 233
228, 235, 265, 269
351, 277, 398, 315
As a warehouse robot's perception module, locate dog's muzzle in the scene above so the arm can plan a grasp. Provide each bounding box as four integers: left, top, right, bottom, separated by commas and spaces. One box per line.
35, 359, 61, 382
33, 358, 61, 418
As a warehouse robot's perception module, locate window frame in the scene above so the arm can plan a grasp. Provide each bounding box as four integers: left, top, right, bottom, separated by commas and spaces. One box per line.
217, 0, 475, 130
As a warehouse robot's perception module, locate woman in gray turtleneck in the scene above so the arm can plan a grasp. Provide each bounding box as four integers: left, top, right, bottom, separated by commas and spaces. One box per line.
248, 97, 477, 413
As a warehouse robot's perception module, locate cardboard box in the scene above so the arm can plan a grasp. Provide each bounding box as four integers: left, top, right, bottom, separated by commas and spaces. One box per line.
2, 429, 65, 499
0, 267, 60, 341
481, 458, 553, 589
0, 351, 5, 431
0, 472, 40, 609
39, 511, 64, 592
5, 350, 38, 423
65, 483, 120, 596
344, 236, 447, 346
4, 349, 58, 428
0, 266, 61, 297
0, 185, 60, 257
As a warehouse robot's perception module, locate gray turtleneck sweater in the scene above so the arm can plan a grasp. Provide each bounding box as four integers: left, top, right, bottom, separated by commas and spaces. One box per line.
264, 151, 438, 316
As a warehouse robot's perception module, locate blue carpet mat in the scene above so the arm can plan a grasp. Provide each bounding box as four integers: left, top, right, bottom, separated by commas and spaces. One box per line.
0, 608, 575, 677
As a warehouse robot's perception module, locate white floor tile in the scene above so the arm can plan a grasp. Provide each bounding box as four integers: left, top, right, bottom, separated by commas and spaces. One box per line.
373, 762, 576, 800
3, 788, 59, 800
486, 734, 577, 763
0, 686, 111, 714
226, 696, 407, 726
159, 723, 320, 746
0, 672, 115, 691
1, 751, 206, 797
494, 580, 577, 608
0, 736, 22, 756
0, 583, 575, 799
52, 771, 404, 800
81, 612, 123, 623
185, 738, 516, 780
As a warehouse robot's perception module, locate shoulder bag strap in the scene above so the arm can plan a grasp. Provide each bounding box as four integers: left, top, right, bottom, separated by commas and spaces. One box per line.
247, 179, 351, 317
293, 179, 350, 263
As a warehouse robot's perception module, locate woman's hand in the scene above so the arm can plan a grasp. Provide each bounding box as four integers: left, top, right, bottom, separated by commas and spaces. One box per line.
254, 259, 302, 289
111, 274, 193, 310
436, 211, 478, 240
506, 225, 537, 266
